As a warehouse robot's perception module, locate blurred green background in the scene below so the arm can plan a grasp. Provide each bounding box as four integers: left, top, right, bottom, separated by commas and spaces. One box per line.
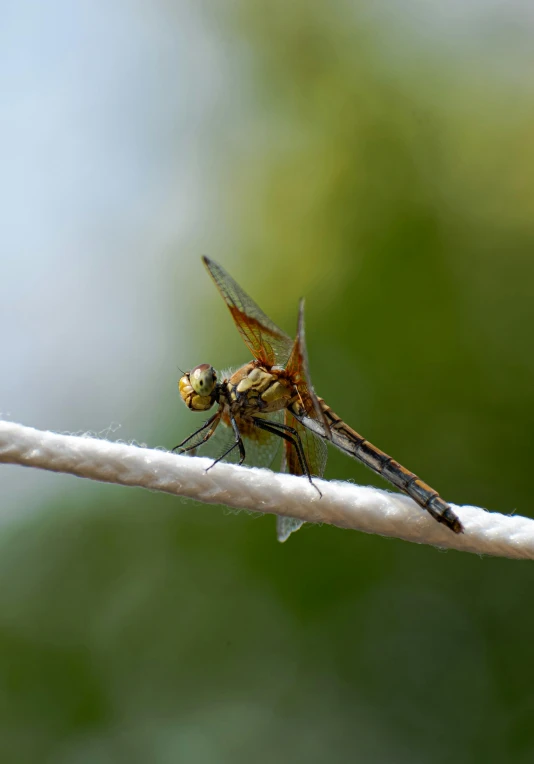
2, 1, 534, 762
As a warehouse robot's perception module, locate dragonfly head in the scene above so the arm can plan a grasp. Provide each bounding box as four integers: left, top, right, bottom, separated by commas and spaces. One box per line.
179, 364, 218, 412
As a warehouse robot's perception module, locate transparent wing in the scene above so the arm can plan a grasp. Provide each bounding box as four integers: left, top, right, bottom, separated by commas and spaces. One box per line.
285, 298, 331, 437
181, 410, 283, 470
277, 409, 328, 542
282, 411, 328, 479
202, 256, 294, 367
277, 300, 330, 543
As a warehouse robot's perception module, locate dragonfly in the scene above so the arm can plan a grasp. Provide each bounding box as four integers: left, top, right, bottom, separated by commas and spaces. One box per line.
174, 256, 463, 541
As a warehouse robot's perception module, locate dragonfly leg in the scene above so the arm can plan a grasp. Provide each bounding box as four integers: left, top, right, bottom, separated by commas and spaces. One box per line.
252, 417, 322, 498
206, 413, 247, 470
231, 414, 247, 465
172, 412, 220, 452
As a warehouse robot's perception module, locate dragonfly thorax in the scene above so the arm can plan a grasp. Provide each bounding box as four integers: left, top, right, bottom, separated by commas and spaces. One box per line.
179, 364, 218, 412
226, 362, 295, 415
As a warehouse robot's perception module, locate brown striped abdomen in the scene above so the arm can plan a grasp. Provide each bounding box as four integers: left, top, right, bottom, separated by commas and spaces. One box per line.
317, 399, 463, 534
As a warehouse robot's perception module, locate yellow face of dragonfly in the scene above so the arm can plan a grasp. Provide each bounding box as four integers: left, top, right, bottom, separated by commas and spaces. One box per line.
179, 363, 217, 412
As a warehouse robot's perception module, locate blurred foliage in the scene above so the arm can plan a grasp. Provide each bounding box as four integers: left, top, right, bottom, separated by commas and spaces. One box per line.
4, 2, 534, 762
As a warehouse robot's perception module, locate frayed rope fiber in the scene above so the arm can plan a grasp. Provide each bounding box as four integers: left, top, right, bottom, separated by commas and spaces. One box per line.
0, 420, 532, 559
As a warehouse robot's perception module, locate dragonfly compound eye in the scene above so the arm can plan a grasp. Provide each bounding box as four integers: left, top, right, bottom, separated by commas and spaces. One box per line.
190, 364, 217, 396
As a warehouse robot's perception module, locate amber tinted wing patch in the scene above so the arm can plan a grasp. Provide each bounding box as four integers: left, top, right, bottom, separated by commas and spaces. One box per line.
284, 298, 331, 438
202, 256, 294, 367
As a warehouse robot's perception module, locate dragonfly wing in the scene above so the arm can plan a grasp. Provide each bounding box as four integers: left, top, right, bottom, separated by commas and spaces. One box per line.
276, 516, 304, 543
234, 411, 284, 470
281, 411, 328, 479
277, 301, 330, 543
182, 410, 283, 469
277, 409, 328, 543
202, 256, 294, 367
285, 299, 331, 438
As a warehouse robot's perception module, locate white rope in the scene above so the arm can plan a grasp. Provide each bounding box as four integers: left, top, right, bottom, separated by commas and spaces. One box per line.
0, 419, 532, 559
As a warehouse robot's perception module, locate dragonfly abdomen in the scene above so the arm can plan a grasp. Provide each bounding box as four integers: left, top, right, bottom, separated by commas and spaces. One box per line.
318, 401, 463, 534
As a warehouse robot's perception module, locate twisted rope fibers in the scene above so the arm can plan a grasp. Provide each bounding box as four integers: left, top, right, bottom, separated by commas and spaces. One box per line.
0, 420, 532, 559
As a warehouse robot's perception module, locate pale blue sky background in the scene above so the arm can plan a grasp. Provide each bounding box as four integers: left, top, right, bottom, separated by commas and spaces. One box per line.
0, 1, 231, 510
